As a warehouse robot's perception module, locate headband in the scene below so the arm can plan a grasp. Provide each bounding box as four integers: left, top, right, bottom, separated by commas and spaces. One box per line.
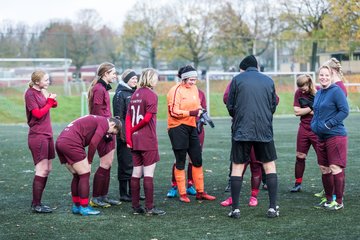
123, 71, 137, 83
181, 71, 198, 80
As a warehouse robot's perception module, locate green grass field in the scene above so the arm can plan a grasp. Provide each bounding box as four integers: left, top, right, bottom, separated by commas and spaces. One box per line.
1, 114, 360, 240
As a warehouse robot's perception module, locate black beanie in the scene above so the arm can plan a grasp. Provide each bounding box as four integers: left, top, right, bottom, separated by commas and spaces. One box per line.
239, 55, 258, 71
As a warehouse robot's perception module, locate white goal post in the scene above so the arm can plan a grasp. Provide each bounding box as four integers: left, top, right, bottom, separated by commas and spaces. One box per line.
205, 71, 316, 116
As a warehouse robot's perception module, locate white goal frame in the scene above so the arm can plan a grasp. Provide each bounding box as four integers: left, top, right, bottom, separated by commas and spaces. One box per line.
205, 71, 316, 116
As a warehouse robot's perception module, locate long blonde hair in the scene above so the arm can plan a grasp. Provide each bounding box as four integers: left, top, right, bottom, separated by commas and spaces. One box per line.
138, 68, 158, 88
323, 57, 347, 83
87, 62, 115, 112
296, 74, 316, 95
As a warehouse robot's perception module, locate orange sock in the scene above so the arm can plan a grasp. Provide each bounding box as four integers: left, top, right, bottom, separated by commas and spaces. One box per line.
174, 168, 186, 195
192, 166, 204, 193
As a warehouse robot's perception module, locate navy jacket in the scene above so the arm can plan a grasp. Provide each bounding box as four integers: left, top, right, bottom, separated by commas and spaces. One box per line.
311, 84, 349, 140
226, 67, 277, 142
113, 82, 135, 140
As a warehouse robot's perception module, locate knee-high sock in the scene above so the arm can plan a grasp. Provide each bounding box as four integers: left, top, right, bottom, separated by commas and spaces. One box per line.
71, 174, 80, 206
143, 176, 154, 210
92, 167, 107, 198
322, 173, 334, 201
187, 162, 193, 186
192, 166, 204, 193
266, 173, 278, 209
295, 157, 305, 183
333, 171, 345, 204
230, 176, 243, 210
131, 177, 141, 208
32, 175, 47, 206
174, 168, 186, 195
102, 167, 111, 197
171, 163, 176, 186
78, 172, 90, 207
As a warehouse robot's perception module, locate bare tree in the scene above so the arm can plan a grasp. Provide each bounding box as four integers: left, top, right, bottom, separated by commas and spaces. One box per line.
212, 1, 251, 70
68, 9, 102, 79
120, 0, 169, 68
0, 21, 29, 58
167, 0, 219, 69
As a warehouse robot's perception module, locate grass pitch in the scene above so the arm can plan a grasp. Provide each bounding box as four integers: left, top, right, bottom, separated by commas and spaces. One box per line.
0, 115, 360, 240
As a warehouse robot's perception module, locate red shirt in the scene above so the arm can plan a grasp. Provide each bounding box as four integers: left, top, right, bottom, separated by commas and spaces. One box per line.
127, 87, 158, 151
56, 115, 109, 163
90, 82, 112, 117
25, 87, 53, 137
293, 89, 313, 130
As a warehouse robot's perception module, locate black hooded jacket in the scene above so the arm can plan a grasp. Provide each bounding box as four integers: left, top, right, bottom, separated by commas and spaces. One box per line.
226, 67, 277, 142
113, 82, 135, 140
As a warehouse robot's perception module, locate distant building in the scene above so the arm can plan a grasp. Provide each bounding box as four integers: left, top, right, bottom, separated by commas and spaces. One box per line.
279, 49, 360, 73
318, 50, 360, 73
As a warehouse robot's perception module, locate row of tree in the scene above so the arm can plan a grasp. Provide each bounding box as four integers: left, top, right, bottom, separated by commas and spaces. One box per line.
0, 0, 359, 75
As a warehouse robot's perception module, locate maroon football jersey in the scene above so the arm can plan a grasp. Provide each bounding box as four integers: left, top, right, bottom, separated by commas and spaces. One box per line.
25, 87, 53, 137
293, 89, 313, 130
335, 81, 348, 97
56, 115, 109, 163
90, 82, 112, 117
127, 87, 158, 151
199, 89, 206, 109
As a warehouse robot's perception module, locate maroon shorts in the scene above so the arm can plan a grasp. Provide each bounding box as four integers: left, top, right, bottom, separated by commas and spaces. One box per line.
317, 136, 347, 168
55, 140, 86, 165
131, 150, 160, 167
97, 135, 116, 157
296, 124, 318, 155
28, 135, 55, 165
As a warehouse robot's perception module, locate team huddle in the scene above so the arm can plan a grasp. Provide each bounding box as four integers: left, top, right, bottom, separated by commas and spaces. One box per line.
24, 55, 349, 219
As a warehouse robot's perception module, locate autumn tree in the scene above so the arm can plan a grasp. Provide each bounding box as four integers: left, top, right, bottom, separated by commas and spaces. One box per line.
324, 0, 360, 54
212, 2, 251, 71
280, 0, 330, 71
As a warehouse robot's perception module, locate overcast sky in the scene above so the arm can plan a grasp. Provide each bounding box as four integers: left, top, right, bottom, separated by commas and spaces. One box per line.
0, 0, 137, 29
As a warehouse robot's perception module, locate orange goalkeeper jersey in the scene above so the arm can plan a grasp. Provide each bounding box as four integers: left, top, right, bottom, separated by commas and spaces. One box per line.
167, 83, 201, 129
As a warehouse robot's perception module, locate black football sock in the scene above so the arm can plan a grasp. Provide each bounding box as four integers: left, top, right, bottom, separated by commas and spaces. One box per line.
230, 176, 243, 210
266, 173, 278, 209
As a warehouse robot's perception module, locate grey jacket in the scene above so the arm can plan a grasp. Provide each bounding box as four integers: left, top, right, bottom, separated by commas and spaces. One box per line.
226, 67, 277, 142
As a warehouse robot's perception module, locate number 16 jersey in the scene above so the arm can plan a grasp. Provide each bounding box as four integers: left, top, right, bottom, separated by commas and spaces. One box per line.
127, 87, 158, 151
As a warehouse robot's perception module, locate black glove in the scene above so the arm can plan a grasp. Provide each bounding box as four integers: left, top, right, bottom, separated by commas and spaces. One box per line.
103, 134, 113, 143
200, 110, 215, 128
298, 97, 313, 110
196, 120, 204, 134
308, 94, 314, 102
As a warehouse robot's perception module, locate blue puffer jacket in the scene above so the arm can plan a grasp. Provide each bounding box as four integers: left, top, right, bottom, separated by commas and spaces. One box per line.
311, 84, 349, 140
